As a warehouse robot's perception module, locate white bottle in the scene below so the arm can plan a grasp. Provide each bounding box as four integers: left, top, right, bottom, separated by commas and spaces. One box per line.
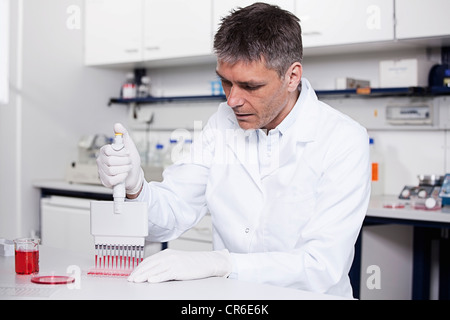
138, 76, 151, 98
369, 138, 384, 196
121, 72, 136, 99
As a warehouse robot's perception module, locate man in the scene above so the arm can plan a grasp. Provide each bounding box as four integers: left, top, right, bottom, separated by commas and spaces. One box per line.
97, 3, 370, 298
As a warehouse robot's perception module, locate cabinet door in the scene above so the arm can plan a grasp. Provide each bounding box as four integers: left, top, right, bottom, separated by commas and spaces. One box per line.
213, 0, 295, 35
85, 0, 143, 65
143, 0, 212, 60
295, 0, 394, 47
41, 197, 94, 256
396, 0, 450, 39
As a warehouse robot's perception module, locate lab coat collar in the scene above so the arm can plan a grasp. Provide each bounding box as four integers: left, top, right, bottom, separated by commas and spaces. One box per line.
289, 78, 320, 143
274, 89, 301, 136
224, 127, 262, 191
223, 78, 320, 191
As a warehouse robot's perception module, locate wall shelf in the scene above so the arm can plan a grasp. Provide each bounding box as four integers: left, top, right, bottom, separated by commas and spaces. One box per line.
108, 86, 450, 106
317, 86, 426, 98
317, 86, 450, 98
108, 94, 226, 106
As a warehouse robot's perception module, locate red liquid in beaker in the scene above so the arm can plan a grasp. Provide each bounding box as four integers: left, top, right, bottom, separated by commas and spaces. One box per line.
15, 250, 39, 275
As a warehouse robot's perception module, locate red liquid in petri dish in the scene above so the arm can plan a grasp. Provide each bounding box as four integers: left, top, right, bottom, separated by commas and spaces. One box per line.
15, 250, 39, 275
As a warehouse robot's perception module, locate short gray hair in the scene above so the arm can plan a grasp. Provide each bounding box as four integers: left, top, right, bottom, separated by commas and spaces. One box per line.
213, 2, 303, 78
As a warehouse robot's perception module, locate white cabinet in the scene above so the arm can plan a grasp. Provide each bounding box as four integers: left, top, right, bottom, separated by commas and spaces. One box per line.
41, 196, 95, 255
84, 0, 143, 65
84, 0, 450, 66
85, 0, 213, 66
213, 0, 295, 35
395, 0, 450, 39
143, 0, 212, 61
295, 0, 394, 47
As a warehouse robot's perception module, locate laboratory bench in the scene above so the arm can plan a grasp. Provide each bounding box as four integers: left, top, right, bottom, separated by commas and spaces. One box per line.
351, 195, 450, 300
367, 195, 450, 226
0, 245, 347, 300
33, 181, 450, 300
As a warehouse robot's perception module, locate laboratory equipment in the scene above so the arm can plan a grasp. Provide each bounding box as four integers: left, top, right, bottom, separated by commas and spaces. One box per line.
65, 134, 111, 185
417, 174, 444, 186
121, 72, 137, 99
399, 174, 444, 200
428, 47, 450, 87
137, 76, 151, 98
399, 174, 443, 210
14, 238, 40, 275
369, 138, 384, 196
89, 132, 149, 277
410, 194, 441, 211
382, 202, 405, 209
439, 174, 450, 213
31, 275, 75, 285
335, 77, 370, 89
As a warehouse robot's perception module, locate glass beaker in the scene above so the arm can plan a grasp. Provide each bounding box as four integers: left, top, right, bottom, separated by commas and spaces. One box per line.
14, 238, 40, 275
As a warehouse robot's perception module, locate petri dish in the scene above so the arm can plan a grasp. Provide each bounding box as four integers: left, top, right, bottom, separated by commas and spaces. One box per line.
31, 276, 75, 285
383, 202, 405, 209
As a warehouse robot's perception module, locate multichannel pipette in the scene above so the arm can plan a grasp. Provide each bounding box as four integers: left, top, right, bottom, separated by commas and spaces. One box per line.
89, 132, 148, 277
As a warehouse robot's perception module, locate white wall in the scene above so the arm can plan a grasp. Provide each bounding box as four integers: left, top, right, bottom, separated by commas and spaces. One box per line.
303, 46, 441, 89
0, 0, 129, 239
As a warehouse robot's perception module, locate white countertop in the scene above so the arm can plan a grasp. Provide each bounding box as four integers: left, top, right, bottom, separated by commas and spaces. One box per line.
0, 246, 347, 300
368, 195, 450, 224
33, 179, 112, 195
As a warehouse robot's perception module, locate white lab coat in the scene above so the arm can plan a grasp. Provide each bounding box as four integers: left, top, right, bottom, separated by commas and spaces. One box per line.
137, 78, 371, 298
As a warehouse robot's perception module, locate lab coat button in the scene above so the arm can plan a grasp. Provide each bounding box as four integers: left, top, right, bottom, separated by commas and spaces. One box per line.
245, 227, 250, 233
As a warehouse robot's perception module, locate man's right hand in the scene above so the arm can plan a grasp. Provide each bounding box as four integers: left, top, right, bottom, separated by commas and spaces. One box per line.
97, 123, 144, 198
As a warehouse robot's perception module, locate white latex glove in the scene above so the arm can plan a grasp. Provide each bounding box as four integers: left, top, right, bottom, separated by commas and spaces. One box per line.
97, 123, 144, 196
127, 249, 232, 283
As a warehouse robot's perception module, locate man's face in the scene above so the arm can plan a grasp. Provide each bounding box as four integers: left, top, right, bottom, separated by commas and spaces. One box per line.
216, 59, 301, 131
